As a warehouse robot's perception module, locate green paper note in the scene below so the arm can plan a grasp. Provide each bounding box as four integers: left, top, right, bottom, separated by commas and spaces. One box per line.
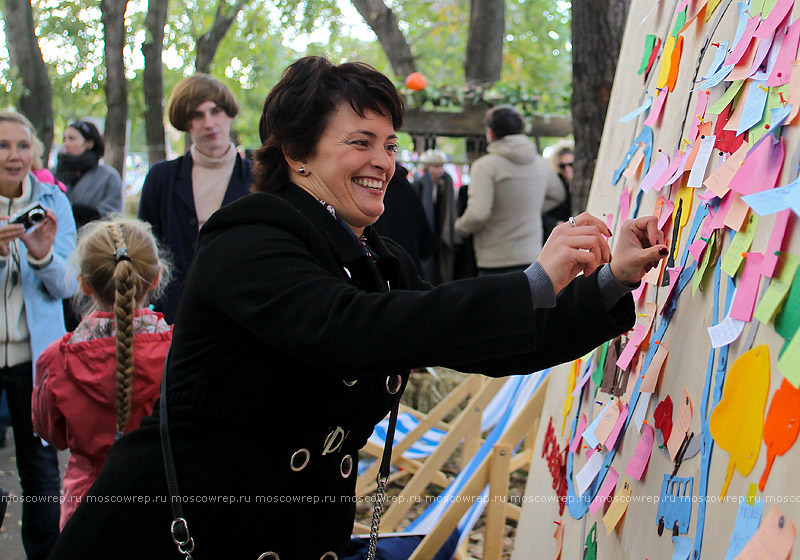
778, 328, 800, 388
693, 233, 717, 295
775, 272, 800, 341
751, 0, 767, 16
708, 80, 745, 115
639, 35, 656, 75
749, 88, 787, 145
584, 522, 598, 560
763, 0, 779, 15
722, 214, 759, 277
672, 8, 687, 37
592, 341, 610, 387
755, 254, 800, 324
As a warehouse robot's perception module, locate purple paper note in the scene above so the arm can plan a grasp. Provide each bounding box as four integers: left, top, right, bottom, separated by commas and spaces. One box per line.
570, 414, 587, 454
644, 88, 669, 127
659, 199, 675, 229
625, 423, 655, 480
641, 152, 671, 193
730, 252, 765, 321
687, 90, 711, 141
589, 466, 619, 515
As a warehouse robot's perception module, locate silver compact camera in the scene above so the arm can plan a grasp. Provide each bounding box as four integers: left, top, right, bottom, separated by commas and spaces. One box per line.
10, 203, 47, 230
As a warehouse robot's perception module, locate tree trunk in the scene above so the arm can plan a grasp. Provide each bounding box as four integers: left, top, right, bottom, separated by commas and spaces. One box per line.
101, 0, 129, 179
464, 0, 504, 88
195, 0, 247, 74
143, 0, 169, 166
350, 0, 416, 78
570, 0, 630, 214
4, 0, 55, 163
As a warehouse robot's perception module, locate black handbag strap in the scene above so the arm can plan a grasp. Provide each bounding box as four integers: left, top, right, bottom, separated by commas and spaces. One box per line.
158, 350, 195, 559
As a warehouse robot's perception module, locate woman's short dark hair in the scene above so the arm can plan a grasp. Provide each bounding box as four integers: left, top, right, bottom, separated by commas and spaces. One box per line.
67, 120, 105, 158
167, 73, 240, 132
484, 105, 525, 139
252, 56, 405, 193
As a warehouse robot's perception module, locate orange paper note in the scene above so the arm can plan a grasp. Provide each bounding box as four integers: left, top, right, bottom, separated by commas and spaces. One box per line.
667, 388, 694, 459
735, 506, 796, 560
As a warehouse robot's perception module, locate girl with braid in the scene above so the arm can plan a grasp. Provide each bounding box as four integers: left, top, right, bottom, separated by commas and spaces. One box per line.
32, 217, 172, 527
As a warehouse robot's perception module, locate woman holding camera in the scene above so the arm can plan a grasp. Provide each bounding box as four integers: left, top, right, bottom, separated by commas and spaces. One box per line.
0, 110, 77, 560
55, 119, 122, 228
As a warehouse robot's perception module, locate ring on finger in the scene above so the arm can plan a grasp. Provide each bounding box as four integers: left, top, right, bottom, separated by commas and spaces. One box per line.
568, 216, 577, 227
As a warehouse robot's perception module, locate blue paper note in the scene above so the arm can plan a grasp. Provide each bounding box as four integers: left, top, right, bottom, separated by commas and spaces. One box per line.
770, 105, 792, 132
582, 400, 613, 448
694, 64, 736, 91
672, 536, 693, 560
703, 41, 731, 79
620, 96, 653, 122
612, 127, 654, 185
742, 177, 800, 215
787, 182, 800, 217
737, 80, 770, 135
724, 499, 764, 560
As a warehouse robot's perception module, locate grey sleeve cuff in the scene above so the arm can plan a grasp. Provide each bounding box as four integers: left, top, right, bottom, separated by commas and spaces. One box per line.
598, 264, 638, 310
524, 261, 557, 309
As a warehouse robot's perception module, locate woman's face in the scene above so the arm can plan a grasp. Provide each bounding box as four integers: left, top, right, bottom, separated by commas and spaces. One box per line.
295, 103, 398, 235
0, 121, 33, 195
63, 126, 94, 155
557, 153, 574, 183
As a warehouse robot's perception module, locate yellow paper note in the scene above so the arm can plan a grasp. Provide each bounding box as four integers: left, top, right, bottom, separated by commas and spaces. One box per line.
658, 36, 677, 90
721, 213, 759, 277
754, 253, 800, 324
735, 506, 795, 559
603, 477, 633, 534
709, 345, 770, 498
562, 359, 579, 436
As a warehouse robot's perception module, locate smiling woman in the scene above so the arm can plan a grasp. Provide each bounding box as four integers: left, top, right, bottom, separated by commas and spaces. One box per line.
51, 57, 669, 560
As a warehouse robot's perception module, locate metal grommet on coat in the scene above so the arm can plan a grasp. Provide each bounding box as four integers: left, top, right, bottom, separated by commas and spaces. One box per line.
290, 449, 310, 472
343, 378, 358, 387
258, 553, 279, 560
340, 454, 353, 478
386, 374, 402, 394
322, 427, 346, 455
320, 553, 338, 560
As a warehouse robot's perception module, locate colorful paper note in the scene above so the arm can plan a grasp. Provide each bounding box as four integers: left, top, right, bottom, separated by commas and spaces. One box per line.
755, 253, 800, 323
721, 213, 759, 277
767, 19, 800, 87
641, 151, 671, 192
756, 0, 795, 39
644, 88, 669, 127
730, 252, 764, 321
687, 135, 717, 188
641, 341, 670, 393
667, 389, 693, 460
725, 499, 764, 560
583, 400, 612, 449
638, 34, 657, 75
616, 303, 657, 370
775, 270, 800, 340
589, 466, 618, 515
728, 136, 784, 196
708, 313, 746, 347
633, 391, 652, 432
742, 177, 800, 215
604, 403, 628, 451
553, 522, 564, 560
570, 414, 588, 454
735, 506, 795, 560
625, 423, 655, 480
603, 477, 632, 534
704, 142, 749, 197
561, 359, 579, 436
725, 16, 759, 66
778, 326, 800, 388
576, 449, 605, 497
594, 399, 622, 446
763, 210, 791, 277
620, 96, 653, 122
760, 379, 800, 490
724, 192, 751, 231
709, 345, 771, 498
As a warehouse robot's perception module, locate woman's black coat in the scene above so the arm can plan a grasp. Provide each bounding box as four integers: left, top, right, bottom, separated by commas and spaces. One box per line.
51, 183, 634, 559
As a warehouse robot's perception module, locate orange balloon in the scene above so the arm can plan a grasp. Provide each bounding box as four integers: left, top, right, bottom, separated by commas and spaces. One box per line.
405, 72, 427, 91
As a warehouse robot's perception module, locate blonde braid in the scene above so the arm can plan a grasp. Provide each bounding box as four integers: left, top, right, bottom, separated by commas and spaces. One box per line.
110, 224, 136, 438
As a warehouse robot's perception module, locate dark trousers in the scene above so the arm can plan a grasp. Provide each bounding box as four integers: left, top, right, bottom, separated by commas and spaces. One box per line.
478, 264, 529, 276
0, 362, 60, 560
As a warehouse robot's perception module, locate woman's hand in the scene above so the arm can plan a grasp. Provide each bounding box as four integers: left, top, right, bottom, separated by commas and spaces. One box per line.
537, 212, 612, 294
0, 219, 26, 257
610, 215, 668, 285
20, 208, 57, 260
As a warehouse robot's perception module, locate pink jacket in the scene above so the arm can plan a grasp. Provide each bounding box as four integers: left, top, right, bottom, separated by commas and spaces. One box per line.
33, 310, 171, 527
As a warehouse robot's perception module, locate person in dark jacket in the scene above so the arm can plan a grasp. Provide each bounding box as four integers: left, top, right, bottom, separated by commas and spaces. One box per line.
373, 161, 435, 274
50, 56, 668, 559
137, 73, 251, 323
543, 140, 574, 240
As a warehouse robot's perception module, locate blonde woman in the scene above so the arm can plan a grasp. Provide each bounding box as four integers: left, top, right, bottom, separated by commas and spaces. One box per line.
33, 217, 172, 527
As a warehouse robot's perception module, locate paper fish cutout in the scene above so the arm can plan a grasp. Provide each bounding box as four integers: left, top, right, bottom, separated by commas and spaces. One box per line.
759, 379, 800, 491
709, 345, 770, 498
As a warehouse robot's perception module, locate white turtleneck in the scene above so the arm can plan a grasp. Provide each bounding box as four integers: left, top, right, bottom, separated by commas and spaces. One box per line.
190, 142, 237, 230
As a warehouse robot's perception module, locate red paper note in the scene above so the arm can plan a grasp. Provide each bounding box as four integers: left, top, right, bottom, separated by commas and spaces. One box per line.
730, 252, 765, 321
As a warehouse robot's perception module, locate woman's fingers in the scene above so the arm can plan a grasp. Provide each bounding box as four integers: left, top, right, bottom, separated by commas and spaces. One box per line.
574, 212, 612, 237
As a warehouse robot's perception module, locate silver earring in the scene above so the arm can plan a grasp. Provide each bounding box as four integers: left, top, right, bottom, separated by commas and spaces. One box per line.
298, 165, 306, 175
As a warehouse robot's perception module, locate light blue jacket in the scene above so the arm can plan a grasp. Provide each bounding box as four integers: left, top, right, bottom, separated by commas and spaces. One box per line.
1, 174, 77, 367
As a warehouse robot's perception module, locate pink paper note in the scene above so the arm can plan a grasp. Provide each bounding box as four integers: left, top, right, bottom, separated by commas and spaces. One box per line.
755, 0, 795, 39
641, 341, 671, 393
623, 146, 645, 179
589, 466, 619, 515
632, 282, 647, 303
689, 238, 708, 263
604, 403, 629, 450
724, 191, 751, 231
616, 304, 657, 370
730, 137, 785, 196
659, 199, 675, 229
641, 152, 671, 193
667, 389, 694, 460
730, 252, 765, 321
726, 16, 760, 66
687, 90, 711, 141
660, 267, 683, 315
594, 400, 622, 446
735, 506, 796, 559
709, 191, 735, 231
644, 88, 669, 127
619, 186, 632, 224
704, 142, 749, 197
625, 423, 655, 480
762, 210, 791, 277
570, 414, 587, 454
665, 152, 690, 187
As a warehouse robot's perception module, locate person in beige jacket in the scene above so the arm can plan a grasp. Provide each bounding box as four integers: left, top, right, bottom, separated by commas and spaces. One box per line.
455, 105, 565, 274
